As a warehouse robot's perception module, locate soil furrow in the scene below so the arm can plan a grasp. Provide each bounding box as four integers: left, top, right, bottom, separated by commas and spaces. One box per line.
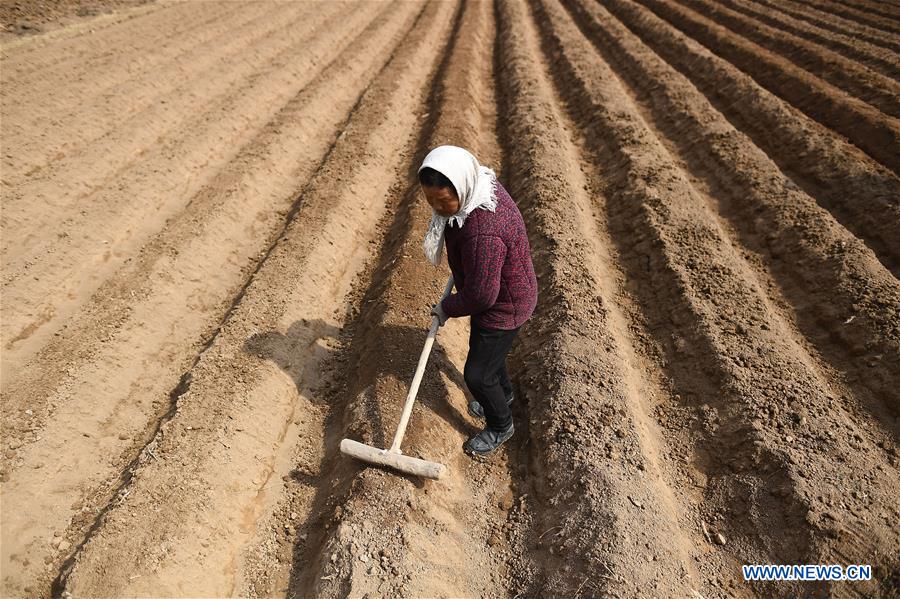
672, 0, 900, 118
537, 0, 900, 594
0, 2, 425, 595
0, 1, 191, 77
284, 1, 526, 596
756, 0, 900, 54
793, 0, 900, 36
713, 0, 900, 79
235, 3, 465, 596
3, 0, 899, 596
0, 2, 238, 92
844, 0, 900, 21
51, 1, 437, 596
598, 0, 900, 277
532, 1, 811, 593
569, 0, 900, 432
631, 0, 900, 176
0, 1, 272, 187
0, 1, 367, 379
2, 0, 383, 506
0, 1, 241, 116
494, 0, 706, 595
0, 1, 164, 47
0, 0, 322, 263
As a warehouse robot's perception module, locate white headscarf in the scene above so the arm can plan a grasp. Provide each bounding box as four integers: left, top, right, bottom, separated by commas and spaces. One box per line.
418, 145, 497, 265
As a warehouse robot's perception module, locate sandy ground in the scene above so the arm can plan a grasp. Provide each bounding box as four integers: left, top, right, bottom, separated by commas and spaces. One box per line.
0, 0, 153, 40
1, 0, 898, 597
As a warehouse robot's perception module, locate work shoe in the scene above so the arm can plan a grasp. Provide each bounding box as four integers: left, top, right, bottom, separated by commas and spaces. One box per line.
467, 392, 514, 419
463, 422, 515, 456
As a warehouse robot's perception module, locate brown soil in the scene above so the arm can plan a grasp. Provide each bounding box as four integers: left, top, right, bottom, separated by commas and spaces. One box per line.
0, 0, 153, 40
2, 1, 898, 597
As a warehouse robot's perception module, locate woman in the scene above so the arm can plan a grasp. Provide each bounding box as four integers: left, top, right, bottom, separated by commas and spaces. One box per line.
417, 145, 538, 456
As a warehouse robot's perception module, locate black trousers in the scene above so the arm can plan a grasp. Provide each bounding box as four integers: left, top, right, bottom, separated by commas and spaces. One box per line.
464, 320, 519, 431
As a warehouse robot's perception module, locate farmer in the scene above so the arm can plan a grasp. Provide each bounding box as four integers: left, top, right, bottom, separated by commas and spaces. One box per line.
417, 145, 538, 456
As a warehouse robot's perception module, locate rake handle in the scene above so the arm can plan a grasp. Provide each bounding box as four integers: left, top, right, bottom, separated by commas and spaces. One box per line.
388, 275, 454, 453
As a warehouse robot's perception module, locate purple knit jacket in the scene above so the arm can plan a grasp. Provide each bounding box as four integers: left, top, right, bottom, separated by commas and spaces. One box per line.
440, 180, 538, 330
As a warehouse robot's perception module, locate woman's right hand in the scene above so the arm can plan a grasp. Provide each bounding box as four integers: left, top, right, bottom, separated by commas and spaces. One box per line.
431, 302, 449, 326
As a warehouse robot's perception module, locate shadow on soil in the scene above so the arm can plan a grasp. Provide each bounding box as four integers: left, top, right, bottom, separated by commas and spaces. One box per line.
243, 317, 480, 595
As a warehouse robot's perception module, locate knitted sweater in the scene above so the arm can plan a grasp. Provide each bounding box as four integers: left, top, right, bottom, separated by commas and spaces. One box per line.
440, 180, 538, 330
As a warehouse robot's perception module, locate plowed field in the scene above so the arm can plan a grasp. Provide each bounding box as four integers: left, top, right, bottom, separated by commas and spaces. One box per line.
2, 1, 898, 597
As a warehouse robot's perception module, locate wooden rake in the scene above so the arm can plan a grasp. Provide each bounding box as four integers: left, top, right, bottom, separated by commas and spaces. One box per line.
339, 276, 454, 479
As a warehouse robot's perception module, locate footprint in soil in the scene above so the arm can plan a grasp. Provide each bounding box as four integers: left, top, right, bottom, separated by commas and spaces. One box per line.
242, 318, 473, 451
